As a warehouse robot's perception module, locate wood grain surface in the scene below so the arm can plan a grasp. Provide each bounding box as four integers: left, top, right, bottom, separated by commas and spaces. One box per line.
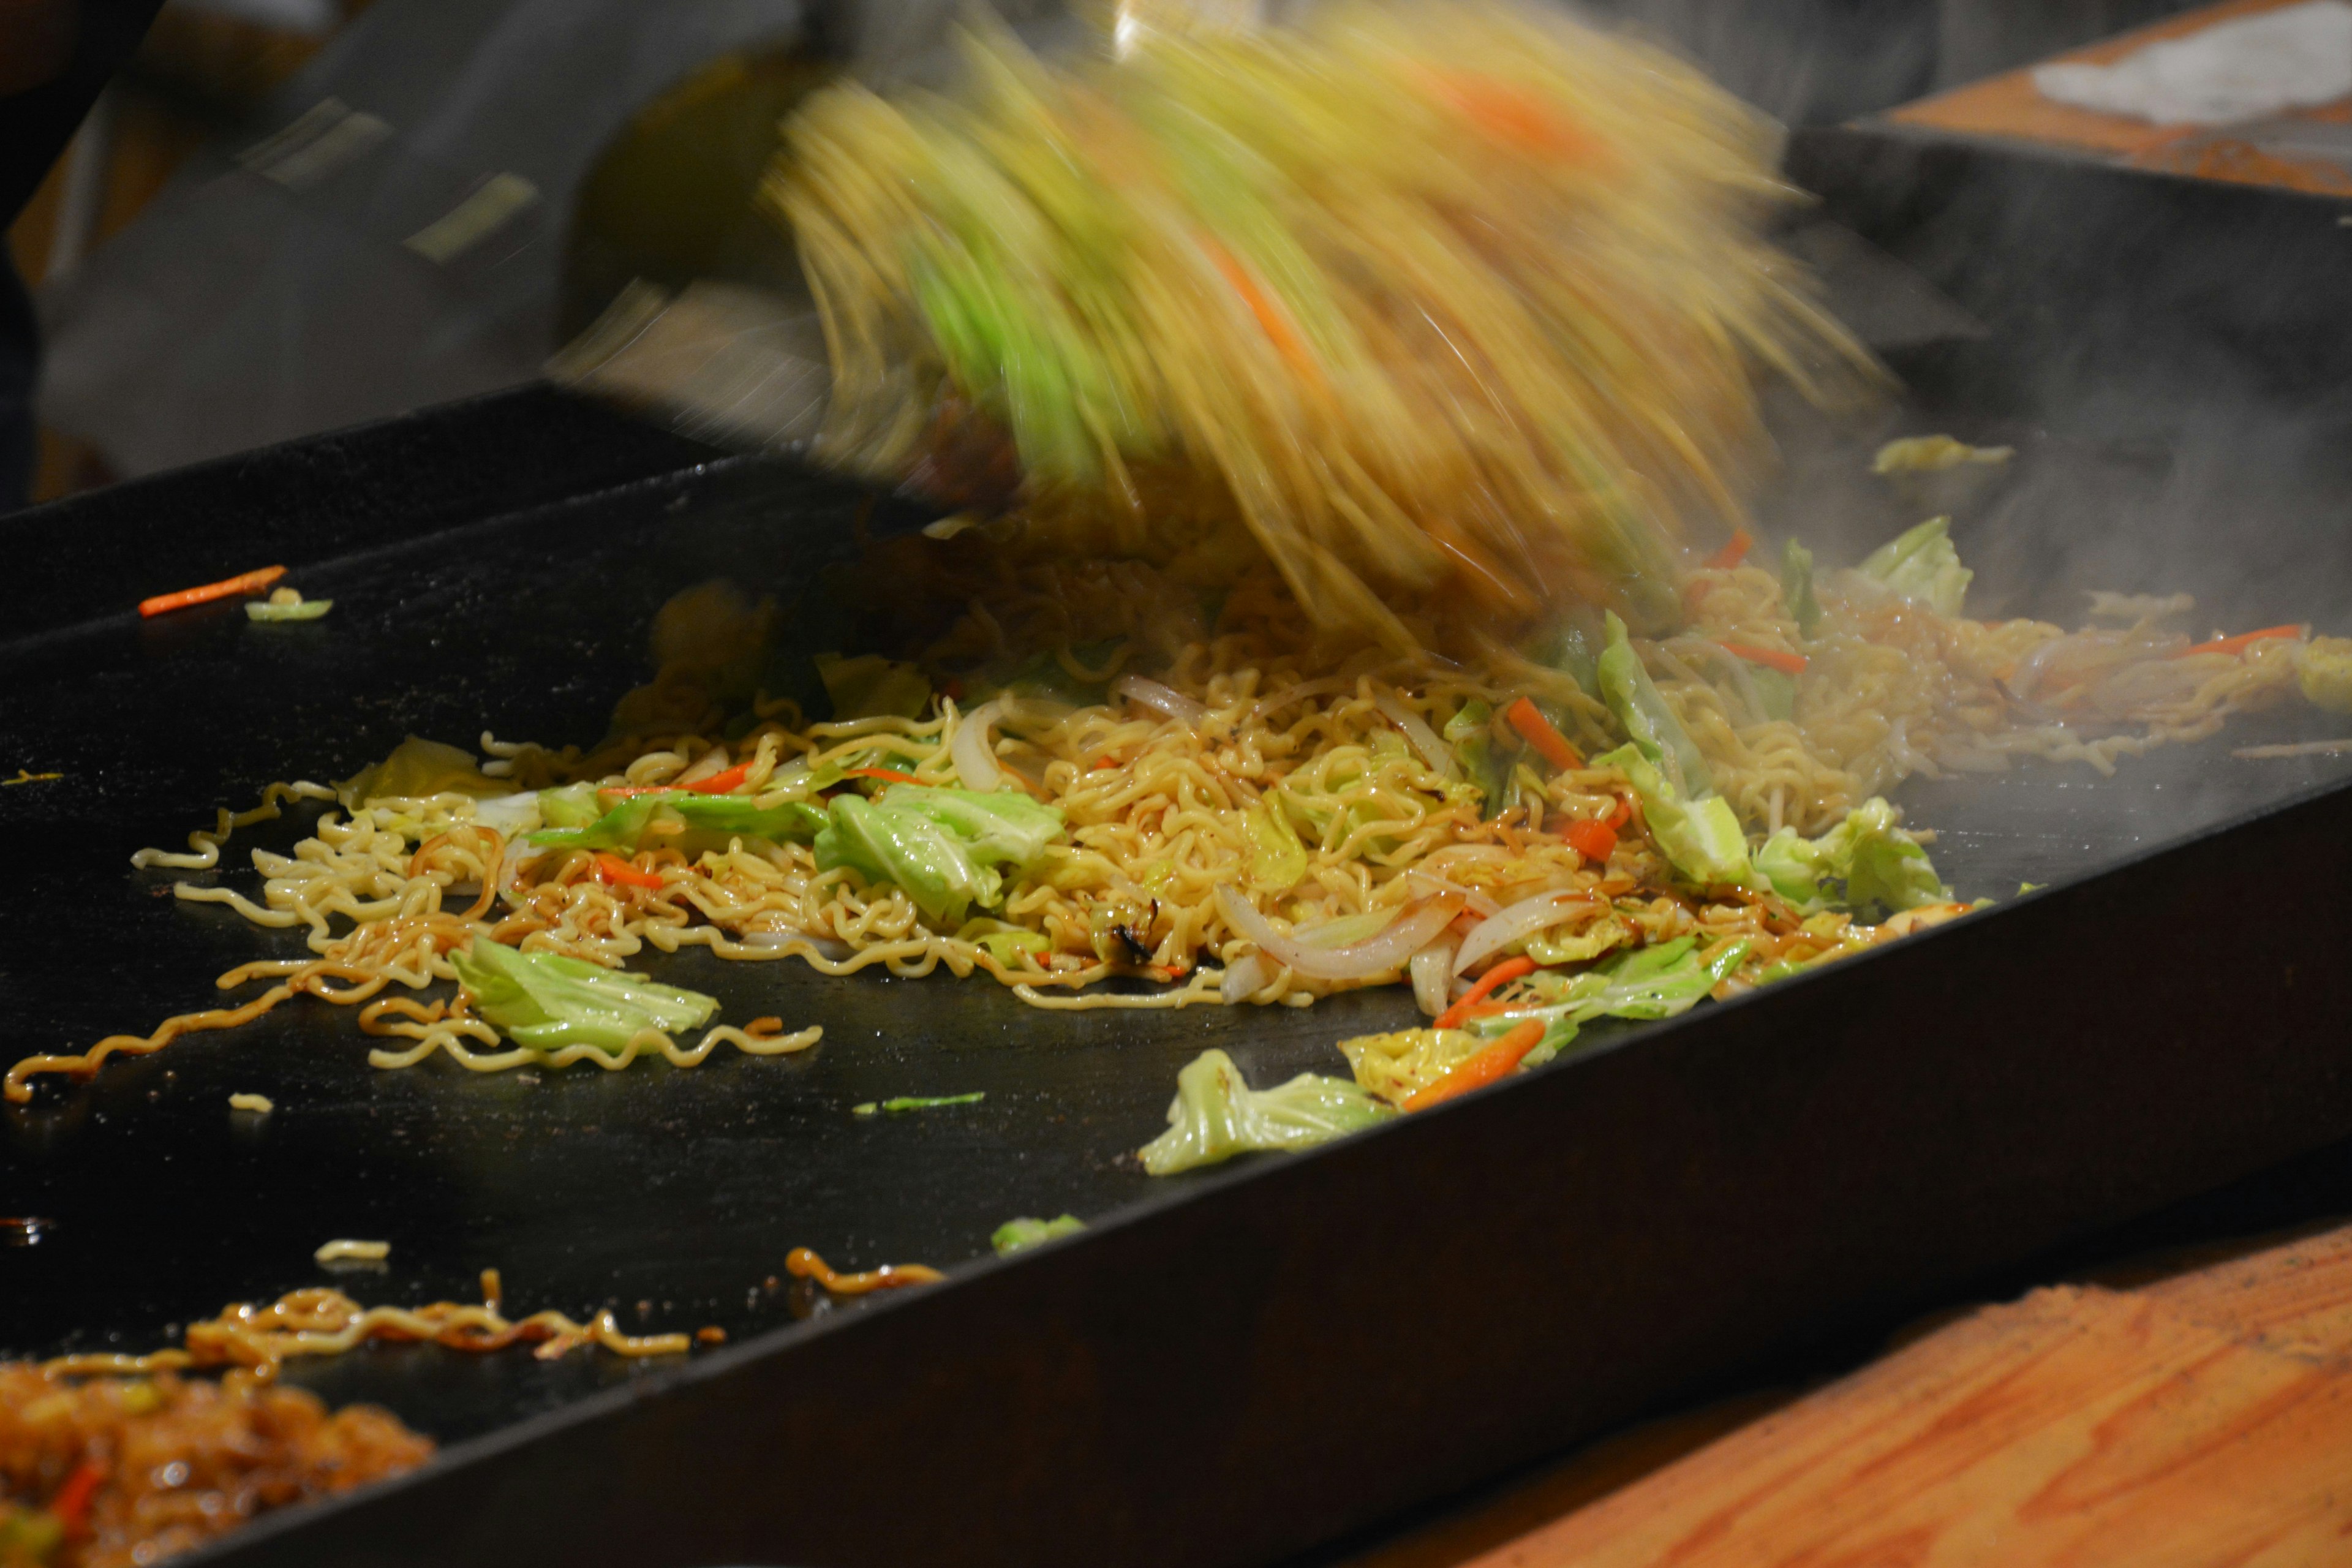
1351, 1224, 2352, 1567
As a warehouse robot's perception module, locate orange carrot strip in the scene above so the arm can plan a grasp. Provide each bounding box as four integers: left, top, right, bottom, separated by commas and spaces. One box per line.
1704, 530, 1753, 570
1201, 238, 1316, 380
1422, 70, 1602, 162
1404, 1019, 1547, 1111
592, 854, 664, 889
53, 1460, 105, 1536
1431, 954, 1538, 1031
684, 761, 754, 794
138, 565, 286, 618
2177, 624, 2303, 658
1564, 816, 1617, 864
1504, 696, 1583, 770
845, 767, 925, 786
1717, 640, 1810, 676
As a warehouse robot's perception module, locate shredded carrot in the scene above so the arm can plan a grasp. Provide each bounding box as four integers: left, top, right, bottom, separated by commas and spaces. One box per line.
845, 767, 925, 786
1717, 639, 1809, 676
1404, 1019, 1547, 1111
684, 761, 753, 794
52, 1460, 105, 1536
1564, 816, 1618, 864
1422, 69, 1602, 164
592, 854, 663, 889
1607, 793, 1634, 829
138, 565, 286, 618
2178, 624, 2303, 658
1201, 238, 1316, 380
1431, 954, 1537, 1031
1704, 530, 1753, 571
1504, 697, 1583, 769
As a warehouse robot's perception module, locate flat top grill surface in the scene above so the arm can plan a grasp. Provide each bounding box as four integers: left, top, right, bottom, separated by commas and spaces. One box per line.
6, 393, 2351, 1452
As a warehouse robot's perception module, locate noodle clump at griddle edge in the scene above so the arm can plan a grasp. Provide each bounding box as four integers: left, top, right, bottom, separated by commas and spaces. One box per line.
772, 0, 1871, 647
2, 524, 2316, 1103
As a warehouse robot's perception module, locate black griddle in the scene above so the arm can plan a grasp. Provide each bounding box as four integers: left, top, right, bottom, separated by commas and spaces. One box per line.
6, 129, 2352, 1568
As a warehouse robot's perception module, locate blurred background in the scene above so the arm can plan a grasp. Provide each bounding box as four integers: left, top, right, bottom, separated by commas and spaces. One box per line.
5, 0, 2206, 510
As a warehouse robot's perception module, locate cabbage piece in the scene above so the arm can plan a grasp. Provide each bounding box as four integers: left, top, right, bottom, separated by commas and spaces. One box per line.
1598, 612, 1712, 797
2298, 636, 2352, 714
1525, 610, 1604, 695
1871, 435, 2012, 475
815, 652, 933, 720
815, 785, 1064, 924
245, 597, 332, 622
992, 1214, 1085, 1254
1781, 538, 1821, 638
1138, 1049, 1394, 1175
1858, 516, 1972, 617
529, 793, 828, 853
1593, 744, 1759, 890
1466, 935, 1752, 1058
963, 921, 1051, 966
451, 937, 718, 1051
1756, 797, 1949, 917
337, 736, 502, 809
1443, 699, 1521, 819
878, 784, 1063, 867
1244, 800, 1309, 889
1336, 1027, 1485, 1106
1749, 665, 1798, 722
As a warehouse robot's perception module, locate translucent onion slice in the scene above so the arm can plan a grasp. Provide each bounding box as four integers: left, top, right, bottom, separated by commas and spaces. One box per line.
1112, 674, 1206, 726
1221, 952, 1268, 1004
1215, 884, 1463, 981
951, 699, 1006, 792
1375, 691, 1457, 779
1452, 889, 1600, 975
1406, 867, 1500, 918
1410, 938, 1458, 1018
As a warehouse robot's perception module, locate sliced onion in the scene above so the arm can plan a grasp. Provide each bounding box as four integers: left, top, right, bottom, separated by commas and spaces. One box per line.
1112, 673, 1206, 727
1407, 868, 1501, 918
1452, 889, 1600, 975
1410, 938, 1458, 1018
1221, 952, 1268, 1004
1215, 884, 1463, 981
951, 699, 1006, 793
1375, 691, 1457, 779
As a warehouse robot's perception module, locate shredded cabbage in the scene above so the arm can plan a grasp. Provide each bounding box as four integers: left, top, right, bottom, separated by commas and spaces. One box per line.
1599, 612, 1713, 797
1139, 1049, 1393, 1175
451, 937, 718, 1051
1592, 743, 1757, 890
1756, 797, 1948, 917
1858, 516, 1972, 617
815, 785, 1064, 924
992, 1214, 1085, 1254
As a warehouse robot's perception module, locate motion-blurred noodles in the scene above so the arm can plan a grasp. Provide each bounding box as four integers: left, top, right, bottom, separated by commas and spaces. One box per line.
771, 0, 1869, 647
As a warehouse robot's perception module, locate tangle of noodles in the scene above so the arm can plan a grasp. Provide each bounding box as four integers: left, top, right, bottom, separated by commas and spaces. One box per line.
6, 521, 2314, 1103
772, 0, 1871, 647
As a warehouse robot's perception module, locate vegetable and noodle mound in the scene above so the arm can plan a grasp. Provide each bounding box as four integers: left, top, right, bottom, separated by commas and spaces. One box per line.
772, 0, 1866, 647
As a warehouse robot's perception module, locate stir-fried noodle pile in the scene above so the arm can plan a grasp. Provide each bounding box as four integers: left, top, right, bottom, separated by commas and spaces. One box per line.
9, 517, 2329, 1105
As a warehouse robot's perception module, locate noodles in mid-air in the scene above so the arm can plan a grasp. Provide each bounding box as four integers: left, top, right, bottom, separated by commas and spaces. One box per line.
773, 0, 1869, 647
